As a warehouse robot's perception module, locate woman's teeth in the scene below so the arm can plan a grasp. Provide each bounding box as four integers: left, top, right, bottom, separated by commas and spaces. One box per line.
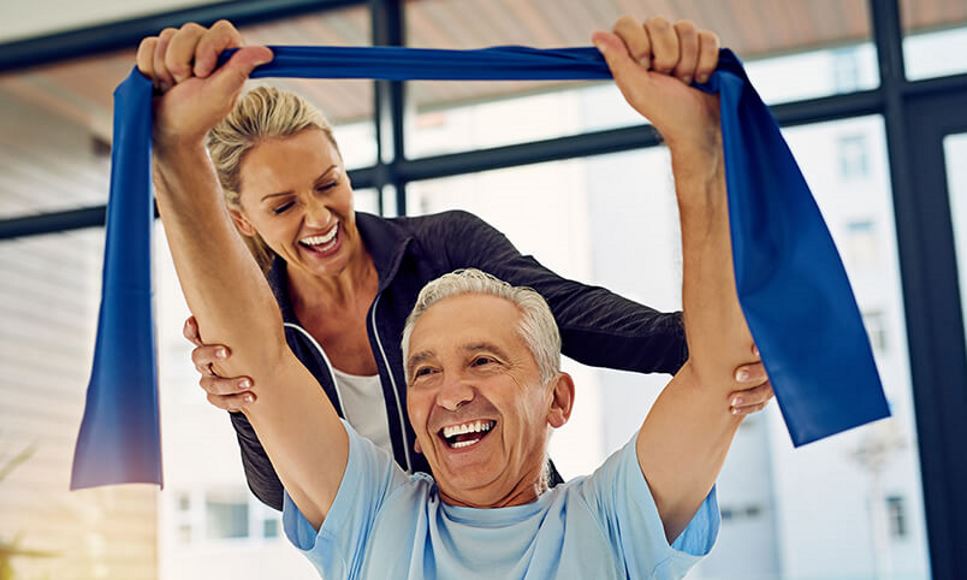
300, 225, 338, 250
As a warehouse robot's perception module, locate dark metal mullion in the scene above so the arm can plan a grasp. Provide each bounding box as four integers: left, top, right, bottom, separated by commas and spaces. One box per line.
0, 0, 367, 73
370, 0, 407, 216
0, 207, 111, 240
869, 1, 961, 579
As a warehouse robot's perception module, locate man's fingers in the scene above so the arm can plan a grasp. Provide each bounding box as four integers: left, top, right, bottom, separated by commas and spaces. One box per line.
136, 37, 158, 79
672, 20, 699, 84
645, 16, 679, 74
165, 23, 207, 83
695, 30, 721, 84
200, 375, 253, 396
191, 344, 230, 375
152, 27, 178, 90
194, 19, 245, 78
207, 46, 274, 99
592, 30, 649, 110
734, 361, 768, 384
612, 15, 651, 68
207, 391, 255, 413
729, 382, 775, 408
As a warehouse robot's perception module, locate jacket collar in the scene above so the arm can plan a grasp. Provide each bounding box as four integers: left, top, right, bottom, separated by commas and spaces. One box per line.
266, 212, 413, 323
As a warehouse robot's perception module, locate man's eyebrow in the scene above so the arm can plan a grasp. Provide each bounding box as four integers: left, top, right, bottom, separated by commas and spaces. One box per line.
259, 165, 338, 202
406, 350, 434, 377
463, 342, 511, 360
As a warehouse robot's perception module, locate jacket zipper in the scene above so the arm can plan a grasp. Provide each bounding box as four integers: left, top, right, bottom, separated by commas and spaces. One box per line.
371, 294, 412, 473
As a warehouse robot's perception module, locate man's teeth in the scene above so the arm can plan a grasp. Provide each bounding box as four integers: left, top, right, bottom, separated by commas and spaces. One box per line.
439, 420, 496, 449
300, 225, 338, 246
442, 420, 495, 440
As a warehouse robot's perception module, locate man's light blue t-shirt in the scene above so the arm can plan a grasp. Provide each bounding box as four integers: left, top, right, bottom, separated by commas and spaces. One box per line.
283, 422, 719, 579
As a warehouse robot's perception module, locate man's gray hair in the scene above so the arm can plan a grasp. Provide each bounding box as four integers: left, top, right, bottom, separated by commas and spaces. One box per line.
401, 269, 562, 384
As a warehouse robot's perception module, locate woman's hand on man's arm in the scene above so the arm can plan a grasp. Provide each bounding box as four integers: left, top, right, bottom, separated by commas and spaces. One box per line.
184, 315, 257, 412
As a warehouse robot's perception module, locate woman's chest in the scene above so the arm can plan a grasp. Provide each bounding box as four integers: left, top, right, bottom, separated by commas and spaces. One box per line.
301, 310, 378, 375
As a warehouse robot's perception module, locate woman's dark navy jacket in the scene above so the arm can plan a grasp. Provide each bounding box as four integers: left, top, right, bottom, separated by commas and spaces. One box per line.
231, 210, 688, 511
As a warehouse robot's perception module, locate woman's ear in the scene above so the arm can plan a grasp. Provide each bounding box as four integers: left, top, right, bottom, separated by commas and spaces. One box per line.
229, 207, 257, 237
547, 372, 575, 429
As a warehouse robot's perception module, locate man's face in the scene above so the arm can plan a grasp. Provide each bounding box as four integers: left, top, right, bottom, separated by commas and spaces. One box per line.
405, 294, 564, 508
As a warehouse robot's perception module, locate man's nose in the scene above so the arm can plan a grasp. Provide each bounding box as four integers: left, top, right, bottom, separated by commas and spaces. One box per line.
436, 374, 475, 412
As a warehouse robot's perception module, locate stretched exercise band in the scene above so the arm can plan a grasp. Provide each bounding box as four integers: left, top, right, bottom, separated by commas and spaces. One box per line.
71, 46, 890, 489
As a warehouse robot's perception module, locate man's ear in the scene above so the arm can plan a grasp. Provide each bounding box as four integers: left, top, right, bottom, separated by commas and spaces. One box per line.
229, 207, 257, 237
414, 438, 423, 454
547, 372, 575, 429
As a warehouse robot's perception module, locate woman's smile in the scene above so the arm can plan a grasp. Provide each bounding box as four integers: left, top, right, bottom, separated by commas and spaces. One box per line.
298, 221, 342, 260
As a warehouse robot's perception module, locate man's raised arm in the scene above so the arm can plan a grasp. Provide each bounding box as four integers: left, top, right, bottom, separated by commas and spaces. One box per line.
594, 18, 760, 542
139, 25, 346, 530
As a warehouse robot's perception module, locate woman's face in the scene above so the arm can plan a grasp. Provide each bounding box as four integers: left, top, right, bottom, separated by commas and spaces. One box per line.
233, 129, 360, 279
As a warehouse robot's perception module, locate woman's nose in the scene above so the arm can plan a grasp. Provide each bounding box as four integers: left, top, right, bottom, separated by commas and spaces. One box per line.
303, 197, 334, 229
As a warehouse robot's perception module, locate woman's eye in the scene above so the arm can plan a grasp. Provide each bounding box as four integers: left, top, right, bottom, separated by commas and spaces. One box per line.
272, 201, 295, 215
472, 356, 494, 367
414, 367, 434, 378
316, 181, 338, 193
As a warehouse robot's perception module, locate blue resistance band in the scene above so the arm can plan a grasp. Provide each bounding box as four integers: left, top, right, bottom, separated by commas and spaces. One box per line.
71, 46, 890, 490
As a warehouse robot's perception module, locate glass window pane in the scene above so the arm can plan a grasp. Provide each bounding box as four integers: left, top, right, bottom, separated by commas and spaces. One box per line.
750, 116, 930, 580
262, 518, 280, 539
943, 133, 967, 345
405, 0, 876, 157
240, 8, 376, 170
408, 114, 930, 579
352, 187, 381, 215
0, 6, 375, 219
0, 229, 159, 579
902, 0, 967, 80
204, 490, 249, 540
0, 86, 112, 217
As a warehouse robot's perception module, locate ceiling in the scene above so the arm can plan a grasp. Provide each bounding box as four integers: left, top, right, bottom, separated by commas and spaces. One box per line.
0, 0, 963, 143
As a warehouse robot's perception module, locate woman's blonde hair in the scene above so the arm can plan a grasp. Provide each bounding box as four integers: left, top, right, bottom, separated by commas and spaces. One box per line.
207, 85, 340, 273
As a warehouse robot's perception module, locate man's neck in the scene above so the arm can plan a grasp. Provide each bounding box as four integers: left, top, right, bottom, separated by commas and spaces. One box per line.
436, 465, 549, 509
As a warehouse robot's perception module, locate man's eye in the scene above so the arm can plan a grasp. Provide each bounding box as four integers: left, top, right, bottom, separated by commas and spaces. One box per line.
414, 367, 435, 378
272, 201, 295, 215
472, 356, 495, 367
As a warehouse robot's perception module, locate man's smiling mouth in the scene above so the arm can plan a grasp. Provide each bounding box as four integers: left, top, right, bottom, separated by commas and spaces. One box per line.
438, 420, 496, 449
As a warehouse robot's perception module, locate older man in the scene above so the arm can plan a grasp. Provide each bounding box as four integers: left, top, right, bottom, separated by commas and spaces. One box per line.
151, 13, 764, 580
277, 266, 732, 578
